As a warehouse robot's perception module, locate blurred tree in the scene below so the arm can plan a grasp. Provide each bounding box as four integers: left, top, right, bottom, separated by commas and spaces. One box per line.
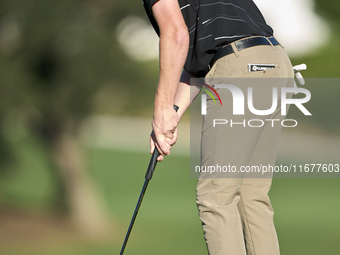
0, 0, 158, 237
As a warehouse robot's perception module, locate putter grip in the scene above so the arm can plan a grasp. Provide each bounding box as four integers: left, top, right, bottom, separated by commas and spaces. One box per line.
145, 104, 179, 180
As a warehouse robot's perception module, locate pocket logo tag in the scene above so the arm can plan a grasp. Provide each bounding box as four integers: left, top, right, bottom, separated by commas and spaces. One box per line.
248, 64, 276, 72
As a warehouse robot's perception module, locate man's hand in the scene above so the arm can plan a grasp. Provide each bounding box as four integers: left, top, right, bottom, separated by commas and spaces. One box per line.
150, 105, 179, 161
148, 0, 189, 161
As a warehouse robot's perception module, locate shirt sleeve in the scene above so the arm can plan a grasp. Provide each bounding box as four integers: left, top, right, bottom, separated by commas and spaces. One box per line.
142, 0, 160, 35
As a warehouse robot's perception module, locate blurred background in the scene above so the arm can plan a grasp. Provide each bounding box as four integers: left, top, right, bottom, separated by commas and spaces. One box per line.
0, 0, 339, 254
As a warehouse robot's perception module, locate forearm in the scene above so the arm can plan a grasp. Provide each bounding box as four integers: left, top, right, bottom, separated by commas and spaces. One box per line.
174, 70, 200, 120
155, 27, 189, 110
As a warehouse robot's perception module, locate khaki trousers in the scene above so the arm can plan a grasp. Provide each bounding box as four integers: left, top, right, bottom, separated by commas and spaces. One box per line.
196, 37, 294, 255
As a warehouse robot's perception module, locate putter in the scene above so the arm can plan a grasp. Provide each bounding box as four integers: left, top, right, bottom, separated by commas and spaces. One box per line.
119, 105, 179, 255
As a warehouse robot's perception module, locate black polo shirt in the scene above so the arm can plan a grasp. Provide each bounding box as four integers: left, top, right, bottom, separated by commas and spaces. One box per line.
143, 0, 273, 77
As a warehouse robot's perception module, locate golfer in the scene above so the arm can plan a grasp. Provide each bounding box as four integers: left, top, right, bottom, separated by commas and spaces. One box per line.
143, 1, 294, 254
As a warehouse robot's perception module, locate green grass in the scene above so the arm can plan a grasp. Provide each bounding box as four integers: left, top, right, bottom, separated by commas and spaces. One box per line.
87, 148, 207, 255
0, 139, 340, 254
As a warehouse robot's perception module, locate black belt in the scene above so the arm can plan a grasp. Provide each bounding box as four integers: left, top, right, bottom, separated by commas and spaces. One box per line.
210, 36, 280, 68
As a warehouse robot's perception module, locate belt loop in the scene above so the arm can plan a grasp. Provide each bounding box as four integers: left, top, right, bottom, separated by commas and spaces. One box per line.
230, 43, 240, 57
267, 37, 276, 51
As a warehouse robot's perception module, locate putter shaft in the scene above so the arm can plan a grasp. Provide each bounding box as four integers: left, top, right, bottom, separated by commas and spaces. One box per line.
119, 179, 150, 255
119, 105, 178, 254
